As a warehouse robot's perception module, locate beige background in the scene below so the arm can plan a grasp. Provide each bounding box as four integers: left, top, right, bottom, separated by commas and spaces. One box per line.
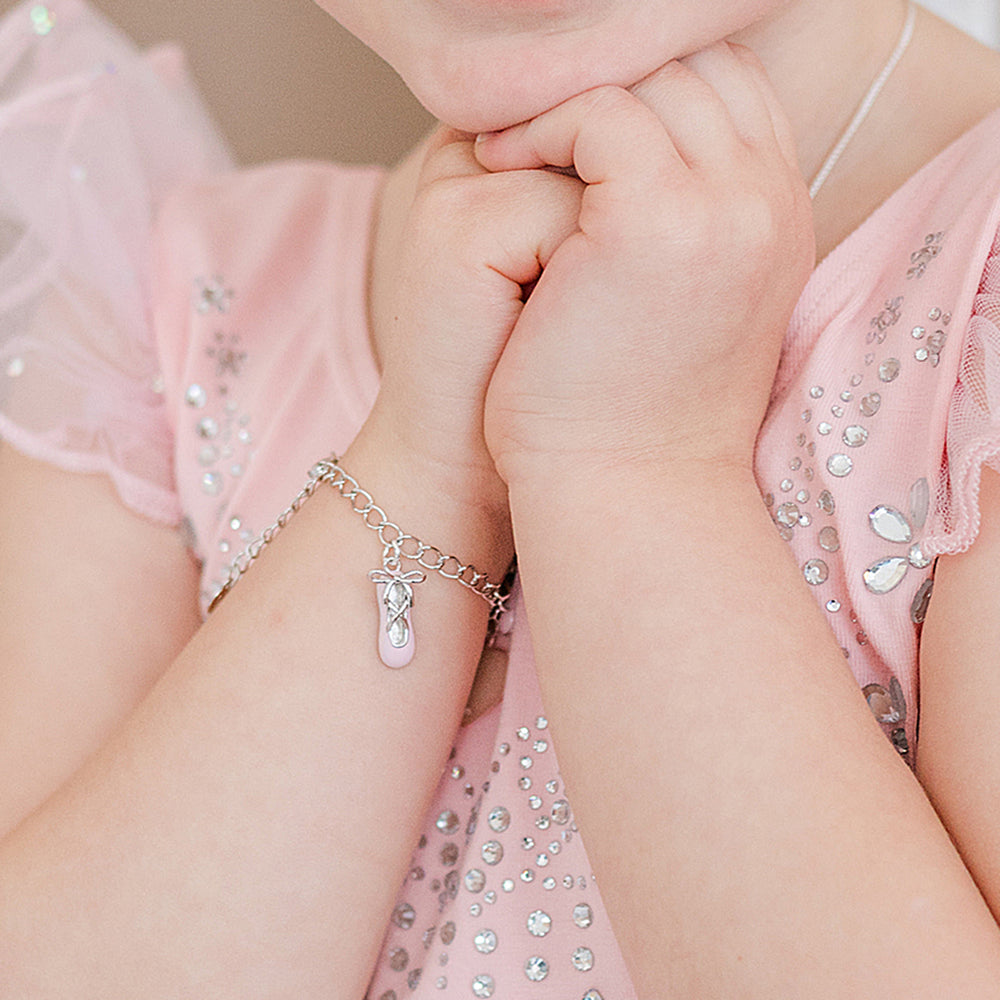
3, 0, 434, 166
4, 1, 998, 166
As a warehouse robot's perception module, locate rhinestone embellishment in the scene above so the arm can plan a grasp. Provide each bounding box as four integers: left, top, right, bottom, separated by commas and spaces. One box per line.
472, 974, 495, 997
868, 505, 912, 544
863, 556, 909, 595
525, 956, 549, 982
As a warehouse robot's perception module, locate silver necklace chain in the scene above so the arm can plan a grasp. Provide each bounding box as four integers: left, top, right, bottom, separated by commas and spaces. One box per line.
809, 2, 917, 200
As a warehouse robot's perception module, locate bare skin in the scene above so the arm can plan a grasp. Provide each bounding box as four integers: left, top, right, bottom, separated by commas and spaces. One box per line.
4, 0, 1000, 995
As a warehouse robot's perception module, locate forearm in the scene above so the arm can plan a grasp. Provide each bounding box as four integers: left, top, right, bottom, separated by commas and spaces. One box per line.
0, 427, 511, 997
510, 463, 1000, 998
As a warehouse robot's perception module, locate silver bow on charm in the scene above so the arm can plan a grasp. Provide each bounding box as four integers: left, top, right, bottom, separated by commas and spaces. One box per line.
369, 554, 426, 668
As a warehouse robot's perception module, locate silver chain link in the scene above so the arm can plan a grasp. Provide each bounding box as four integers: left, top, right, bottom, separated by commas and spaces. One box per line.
208, 455, 510, 620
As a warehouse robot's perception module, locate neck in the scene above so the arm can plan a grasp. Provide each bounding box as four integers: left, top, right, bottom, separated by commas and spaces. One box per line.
734, 0, 910, 186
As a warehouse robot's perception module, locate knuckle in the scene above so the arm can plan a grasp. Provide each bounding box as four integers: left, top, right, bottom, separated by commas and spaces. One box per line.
580, 84, 638, 119
414, 174, 479, 225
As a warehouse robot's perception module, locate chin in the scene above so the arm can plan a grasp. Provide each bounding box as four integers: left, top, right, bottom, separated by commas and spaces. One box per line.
400, 43, 656, 133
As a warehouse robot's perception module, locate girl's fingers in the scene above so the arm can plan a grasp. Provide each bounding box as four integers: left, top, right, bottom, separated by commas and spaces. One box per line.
477, 42, 801, 184
475, 86, 684, 185
677, 43, 778, 147
418, 126, 487, 186
628, 56, 746, 168
724, 43, 801, 170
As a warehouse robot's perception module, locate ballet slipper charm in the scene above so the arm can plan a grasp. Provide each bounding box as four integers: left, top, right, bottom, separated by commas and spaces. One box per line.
369, 565, 426, 668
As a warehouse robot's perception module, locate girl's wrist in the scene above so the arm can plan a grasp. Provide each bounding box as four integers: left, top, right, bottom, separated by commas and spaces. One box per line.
342, 421, 514, 585
506, 454, 762, 539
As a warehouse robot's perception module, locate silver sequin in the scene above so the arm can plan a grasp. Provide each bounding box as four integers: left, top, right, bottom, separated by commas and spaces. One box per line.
910, 478, 930, 529
776, 502, 800, 527
842, 425, 868, 447
527, 910, 552, 937
860, 392, 882, 417
868, 505, 912, 543
488, 806, 511, 833
863, 677, 906, 725
525, 956, 550, 982
30, 5, 55, 34
803, 559, 829, 586
573, 903, 594, 928
197, 417, 219, 439
185, 384, 207, 408
827, 454, 853, 477
464, 869, 486, 893
437, 810, 460, 835
863, 556, 909, 594
471, 974, 495, 997
878, 358, 901, 382
474, 929, 497, 954
572, 947, 595, 972
911, 578, 934, 624
201, 472, 222, 496
481, 841, 504, 866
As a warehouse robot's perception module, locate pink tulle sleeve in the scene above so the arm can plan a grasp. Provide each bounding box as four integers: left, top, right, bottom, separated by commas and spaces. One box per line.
925, 222, 1000, 556
0, 0, 231, 523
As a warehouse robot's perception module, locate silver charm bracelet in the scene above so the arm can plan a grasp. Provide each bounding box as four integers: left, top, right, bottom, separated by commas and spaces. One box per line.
208, 455, 511, 668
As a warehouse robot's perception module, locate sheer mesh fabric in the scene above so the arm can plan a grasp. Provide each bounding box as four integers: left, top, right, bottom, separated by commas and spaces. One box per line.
926, 223, 1000, 555
0, 0, 230, 522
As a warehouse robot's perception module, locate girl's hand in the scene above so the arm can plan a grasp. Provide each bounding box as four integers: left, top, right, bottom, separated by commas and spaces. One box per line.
363, 127, 583, 517
475, 43, 815, 486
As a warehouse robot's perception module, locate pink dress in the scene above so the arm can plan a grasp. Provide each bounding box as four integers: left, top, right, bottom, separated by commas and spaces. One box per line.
4, 2, 1000, 996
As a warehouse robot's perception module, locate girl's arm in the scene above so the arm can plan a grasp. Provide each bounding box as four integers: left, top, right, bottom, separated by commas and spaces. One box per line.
508, 462, 1000, 998
0, 446, 202, 837
916, 467, 1000, 925
0, 134, 582, 995
477, 46, 1000, 997
0, 429, 510, 997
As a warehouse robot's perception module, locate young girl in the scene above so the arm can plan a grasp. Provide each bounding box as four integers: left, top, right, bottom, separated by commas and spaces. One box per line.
4, 0, 1000, 994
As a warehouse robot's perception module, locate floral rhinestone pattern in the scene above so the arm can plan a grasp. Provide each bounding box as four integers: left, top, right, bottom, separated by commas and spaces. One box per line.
184, 277, 258, 604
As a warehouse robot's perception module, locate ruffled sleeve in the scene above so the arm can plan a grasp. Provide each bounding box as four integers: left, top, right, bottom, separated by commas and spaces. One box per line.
0, 0, 231, 523
925, 222, 1000, 556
